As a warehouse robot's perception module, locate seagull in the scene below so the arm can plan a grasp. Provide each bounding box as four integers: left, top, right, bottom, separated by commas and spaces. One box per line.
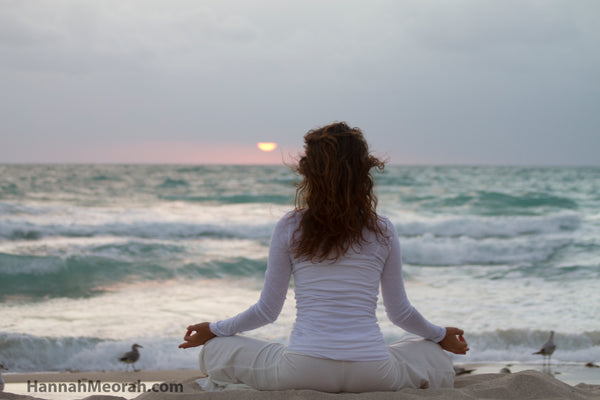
0, 363, 6, 392
533, 331, 556, 365
119, 344, 143, 371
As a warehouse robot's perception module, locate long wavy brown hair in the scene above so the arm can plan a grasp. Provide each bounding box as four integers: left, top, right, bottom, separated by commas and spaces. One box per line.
292, 122, 386, 262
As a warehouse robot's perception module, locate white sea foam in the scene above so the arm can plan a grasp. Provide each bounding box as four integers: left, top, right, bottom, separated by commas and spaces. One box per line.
0, 333, 198, 372
399, 234, 570, 266
390, 212, 580, 239
0, 202, 286, 241
1, 165, 599, 372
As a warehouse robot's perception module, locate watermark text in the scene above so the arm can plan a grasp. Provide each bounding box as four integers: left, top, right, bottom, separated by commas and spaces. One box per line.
27, 379, 183, 394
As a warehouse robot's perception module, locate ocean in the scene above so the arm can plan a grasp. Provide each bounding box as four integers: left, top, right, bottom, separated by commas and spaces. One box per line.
0, 164, 599, 373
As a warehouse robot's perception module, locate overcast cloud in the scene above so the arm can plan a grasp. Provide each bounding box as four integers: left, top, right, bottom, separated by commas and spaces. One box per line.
1, 0, 599, 165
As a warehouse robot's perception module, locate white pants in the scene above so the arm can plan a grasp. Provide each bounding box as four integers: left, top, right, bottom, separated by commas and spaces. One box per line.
199, 336, 454, 392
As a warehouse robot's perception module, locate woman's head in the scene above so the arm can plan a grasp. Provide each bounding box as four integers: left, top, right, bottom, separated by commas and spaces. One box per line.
293, 122, 386, 261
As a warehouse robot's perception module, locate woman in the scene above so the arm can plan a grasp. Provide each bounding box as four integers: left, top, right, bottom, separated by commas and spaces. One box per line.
179, 122, 469, 392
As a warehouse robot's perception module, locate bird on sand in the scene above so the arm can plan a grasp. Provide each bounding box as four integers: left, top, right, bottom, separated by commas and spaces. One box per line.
533, 331, 556, 364
119, 344, 143, 371
0, 363, 7, 392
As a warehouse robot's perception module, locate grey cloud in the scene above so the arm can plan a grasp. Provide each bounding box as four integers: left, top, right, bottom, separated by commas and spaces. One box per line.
0, 0, 599, 165
403, 0, 583, 51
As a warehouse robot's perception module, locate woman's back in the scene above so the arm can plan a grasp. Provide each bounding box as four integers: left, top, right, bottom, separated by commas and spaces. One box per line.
283, 212, 392, 360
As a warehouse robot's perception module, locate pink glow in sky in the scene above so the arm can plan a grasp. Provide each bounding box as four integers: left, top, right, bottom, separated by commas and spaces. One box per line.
25, 142, 299, 164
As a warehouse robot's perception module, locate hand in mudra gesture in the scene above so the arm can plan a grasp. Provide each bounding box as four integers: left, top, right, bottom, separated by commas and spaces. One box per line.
178, 322, 217, 349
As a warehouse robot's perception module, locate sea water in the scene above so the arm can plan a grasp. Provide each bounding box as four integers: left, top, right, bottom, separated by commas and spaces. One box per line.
0, 164, 598, 372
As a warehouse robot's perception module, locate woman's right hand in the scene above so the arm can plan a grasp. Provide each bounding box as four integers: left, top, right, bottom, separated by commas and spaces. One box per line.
438, 327, 470, 354
178, 322, 217, 349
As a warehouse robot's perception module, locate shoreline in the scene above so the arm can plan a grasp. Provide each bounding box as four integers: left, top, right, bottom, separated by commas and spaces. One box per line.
3, 363, 600, 400
4, 361, 599, 386
455, 362, 600, 386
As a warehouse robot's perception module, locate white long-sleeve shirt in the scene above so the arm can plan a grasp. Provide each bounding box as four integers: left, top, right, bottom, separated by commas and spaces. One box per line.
210, 211, 446, 361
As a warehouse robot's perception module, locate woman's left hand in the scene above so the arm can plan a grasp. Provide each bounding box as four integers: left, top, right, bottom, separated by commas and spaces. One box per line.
178, 322, 217, 349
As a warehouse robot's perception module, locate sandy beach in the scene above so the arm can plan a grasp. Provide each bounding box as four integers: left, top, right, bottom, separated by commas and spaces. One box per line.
2, 364, 600, 400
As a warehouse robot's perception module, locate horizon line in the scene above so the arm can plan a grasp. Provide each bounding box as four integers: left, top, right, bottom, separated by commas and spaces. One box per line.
1, 161, 599, 168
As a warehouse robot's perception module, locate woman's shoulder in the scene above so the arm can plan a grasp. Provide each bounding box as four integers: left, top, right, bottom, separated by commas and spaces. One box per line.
376, 214, 395, 232
372, 215, 398, 247
282, 209, 302, 222
269, 211, 300, 248
274, 210, 302, 231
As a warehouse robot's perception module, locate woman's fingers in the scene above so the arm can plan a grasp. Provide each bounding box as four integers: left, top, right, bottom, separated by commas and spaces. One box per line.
440, 327, 470, 354
446, 327, 464, 336
180, 322, 216, 350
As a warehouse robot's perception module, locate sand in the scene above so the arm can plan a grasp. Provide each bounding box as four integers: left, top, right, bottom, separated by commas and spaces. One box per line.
2, 367, 599, 400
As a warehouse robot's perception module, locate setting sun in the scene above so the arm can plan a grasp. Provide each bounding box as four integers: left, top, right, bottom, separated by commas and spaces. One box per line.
257, 142, 278, 152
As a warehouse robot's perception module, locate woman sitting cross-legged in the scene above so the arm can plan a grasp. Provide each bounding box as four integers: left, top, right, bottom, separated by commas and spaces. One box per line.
179, 122, 469, 392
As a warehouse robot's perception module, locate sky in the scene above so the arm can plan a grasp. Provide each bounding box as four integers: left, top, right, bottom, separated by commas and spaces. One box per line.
1, 0, 599, 165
